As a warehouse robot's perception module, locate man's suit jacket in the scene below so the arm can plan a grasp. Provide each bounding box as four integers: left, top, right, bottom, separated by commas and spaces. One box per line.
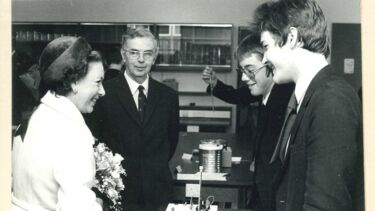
207, 81, 294, 211
86, 75, 179, 210
207, 80, 262, 150
104, 68, 121, 81
208, 80, 262, 105
274, 65, 364, 211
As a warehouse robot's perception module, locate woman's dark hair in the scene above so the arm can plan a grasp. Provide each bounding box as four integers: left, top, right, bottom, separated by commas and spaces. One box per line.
38, 36, 102, 97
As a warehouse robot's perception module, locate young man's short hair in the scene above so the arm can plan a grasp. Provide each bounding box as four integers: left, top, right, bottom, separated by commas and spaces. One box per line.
236, 33, 264, 61
236, 33, 273, 75
253, 0, 330, 58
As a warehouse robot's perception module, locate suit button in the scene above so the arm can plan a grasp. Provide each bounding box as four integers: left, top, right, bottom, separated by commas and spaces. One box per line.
279, 200, 286, 203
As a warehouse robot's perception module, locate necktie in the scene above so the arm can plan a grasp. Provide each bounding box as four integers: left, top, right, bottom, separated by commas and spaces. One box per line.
138, 85, 147, 122
278, 93, 298, 162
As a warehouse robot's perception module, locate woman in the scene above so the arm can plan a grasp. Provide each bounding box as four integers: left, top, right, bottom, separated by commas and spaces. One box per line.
12, 36, 105, 211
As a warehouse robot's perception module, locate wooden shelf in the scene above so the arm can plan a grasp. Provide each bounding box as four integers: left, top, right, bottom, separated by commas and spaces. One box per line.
13, 40, 122, 46
178, 91, 208, 96
179, 105, 232, 128
179, 105, 232, 111
180, 117, 230, 126
153, 64, 231, 72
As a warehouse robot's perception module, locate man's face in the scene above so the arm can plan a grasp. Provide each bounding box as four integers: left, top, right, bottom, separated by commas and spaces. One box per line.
240, 53, 274, 97
260, 31, 295, 84
121, 37, 158, 83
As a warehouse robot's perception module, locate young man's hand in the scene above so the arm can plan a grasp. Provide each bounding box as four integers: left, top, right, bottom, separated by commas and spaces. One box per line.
201, 66, 218, 87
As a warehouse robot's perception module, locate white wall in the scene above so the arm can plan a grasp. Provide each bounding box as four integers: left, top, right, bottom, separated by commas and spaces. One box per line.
12, 0, 361, 132
317, 0, 361, 23
12, 0, 360, 24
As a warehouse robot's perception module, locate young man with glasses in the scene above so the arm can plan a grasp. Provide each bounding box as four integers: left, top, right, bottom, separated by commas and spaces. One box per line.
86, 28, 179, 211
254, 0, 363, 210
202, 33, 294, 211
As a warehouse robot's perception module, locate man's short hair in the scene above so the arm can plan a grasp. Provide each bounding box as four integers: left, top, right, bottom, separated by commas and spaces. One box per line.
236, 33, 264, 61
121, 28, 158, 51
237, 33, 273, 75
253, 0, 330, 58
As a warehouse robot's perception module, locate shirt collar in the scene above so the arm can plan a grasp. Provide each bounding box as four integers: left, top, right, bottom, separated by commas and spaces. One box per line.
41, 90, 85, 125
124, 71, 149, 96
295, 64, 328, 111
262, 83, 274, 106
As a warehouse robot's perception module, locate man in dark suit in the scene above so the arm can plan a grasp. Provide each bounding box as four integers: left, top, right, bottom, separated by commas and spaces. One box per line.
86, 28, 179, 211
254, 0, 364, 210
203, 64, 259, 146
202, 34, 294, 211
104, 49, 124, 81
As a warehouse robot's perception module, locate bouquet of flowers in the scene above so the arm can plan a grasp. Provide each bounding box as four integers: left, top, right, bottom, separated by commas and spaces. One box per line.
93, 142, 126, 211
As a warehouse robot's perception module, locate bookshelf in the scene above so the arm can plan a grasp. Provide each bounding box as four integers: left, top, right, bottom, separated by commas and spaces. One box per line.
12, 23, 126, 63
12, 23, 234, 132
135, 23, 233, 72
13, 23, 232, 71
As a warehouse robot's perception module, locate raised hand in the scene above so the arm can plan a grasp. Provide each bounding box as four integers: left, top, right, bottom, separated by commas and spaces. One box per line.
201, 66, 218, 87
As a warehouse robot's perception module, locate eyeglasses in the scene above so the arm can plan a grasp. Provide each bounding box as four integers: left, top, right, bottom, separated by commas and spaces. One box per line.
123, 49, 155, 60
237, 65, 266, 80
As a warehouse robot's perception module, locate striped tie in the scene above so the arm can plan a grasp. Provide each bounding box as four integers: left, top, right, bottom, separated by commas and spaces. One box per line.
279, 93, 298, 162
138, 85, 147, 122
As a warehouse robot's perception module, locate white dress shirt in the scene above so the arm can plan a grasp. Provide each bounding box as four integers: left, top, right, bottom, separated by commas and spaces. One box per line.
124, 71, 149, 110
12, 91, 102, 211
294, 65, 327, 112
262, 83, 274, 106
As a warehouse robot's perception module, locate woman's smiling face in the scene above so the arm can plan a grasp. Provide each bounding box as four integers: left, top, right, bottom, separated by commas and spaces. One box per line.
72, 61, 105, 113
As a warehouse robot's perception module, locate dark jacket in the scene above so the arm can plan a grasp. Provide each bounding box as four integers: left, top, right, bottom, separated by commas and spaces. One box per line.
208, 80, 262, 105
254, 83, 294, 211
273, 65, 364, 211
104, 68, 122, 81
208, 80, 294, 211
86, 75, 179, 210
207, 80, 261, 149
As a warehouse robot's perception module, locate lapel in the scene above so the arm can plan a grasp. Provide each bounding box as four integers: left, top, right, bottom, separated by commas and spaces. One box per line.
269, 87, 295, 164
143, 77, 161, 125
114, 75, 141, 126
257, 84, 288, 164
282, 65, 333, 166
254, 84, 287, 155
257, 84, 281, 136
254, 100, 266, 158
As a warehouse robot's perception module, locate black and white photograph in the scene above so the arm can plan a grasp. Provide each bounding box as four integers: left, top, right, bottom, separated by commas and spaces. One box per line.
2, 0, 374, 210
